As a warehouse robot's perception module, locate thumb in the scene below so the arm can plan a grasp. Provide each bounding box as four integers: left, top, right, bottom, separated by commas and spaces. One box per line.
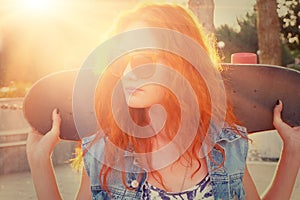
49, 108, 61, 138
273, 100, 282, 127
273, 100, 290, 133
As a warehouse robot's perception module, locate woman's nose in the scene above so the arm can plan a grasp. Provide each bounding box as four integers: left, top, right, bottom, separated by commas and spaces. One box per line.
123, 62, 138, 81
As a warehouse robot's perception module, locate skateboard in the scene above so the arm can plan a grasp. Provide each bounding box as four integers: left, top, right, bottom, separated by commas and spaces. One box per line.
23, 64, 300, 140
23, 70, 81, 141
222, 63, 300, 133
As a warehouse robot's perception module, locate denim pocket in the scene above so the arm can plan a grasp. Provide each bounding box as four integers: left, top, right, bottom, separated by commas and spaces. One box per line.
92, 185, 142, 200
229, 173, 245, 200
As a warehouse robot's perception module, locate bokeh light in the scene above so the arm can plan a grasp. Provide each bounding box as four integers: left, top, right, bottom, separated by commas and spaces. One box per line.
0, 0, 138, 85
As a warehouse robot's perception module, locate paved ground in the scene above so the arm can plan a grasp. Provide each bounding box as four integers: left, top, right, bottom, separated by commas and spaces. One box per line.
248, 161, 300, 199
0, 161, 299, 200
0, 164, 81, 200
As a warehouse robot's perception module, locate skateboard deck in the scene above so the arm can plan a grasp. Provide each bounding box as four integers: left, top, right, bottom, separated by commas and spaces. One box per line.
222, 64, 300, 133
23, 70, 81, 141
23, 64, 300, 140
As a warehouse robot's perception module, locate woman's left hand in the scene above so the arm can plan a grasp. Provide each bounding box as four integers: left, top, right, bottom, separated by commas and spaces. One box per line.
256, 100, 300, 199
273, 100, 300, 165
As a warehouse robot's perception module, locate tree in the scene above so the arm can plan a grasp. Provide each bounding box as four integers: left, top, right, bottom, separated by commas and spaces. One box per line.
188, 0, 215, 34
278, 0, 300, 51
256, 0, 282, 65
215, 1, 296, 66
216, 12, 258, 63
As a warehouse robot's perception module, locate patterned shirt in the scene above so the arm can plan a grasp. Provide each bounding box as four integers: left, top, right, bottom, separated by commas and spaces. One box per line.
142, 174, 213, 200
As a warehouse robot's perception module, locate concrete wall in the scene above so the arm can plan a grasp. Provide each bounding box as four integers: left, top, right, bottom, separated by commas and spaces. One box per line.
248, 130, 282, 162
0, 98, 283, 175
0, 98, 77, 175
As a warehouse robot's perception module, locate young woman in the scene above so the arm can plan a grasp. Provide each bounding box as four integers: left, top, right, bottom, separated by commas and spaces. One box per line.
26, 3, 300, 200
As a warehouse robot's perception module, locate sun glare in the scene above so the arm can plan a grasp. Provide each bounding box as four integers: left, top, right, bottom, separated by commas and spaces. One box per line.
0, 0, 140, 85
22, 0, 53, 12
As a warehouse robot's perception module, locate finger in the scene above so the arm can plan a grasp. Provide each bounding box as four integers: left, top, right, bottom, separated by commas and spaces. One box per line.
49, 108, 61, 136
273, 99, 283, 125
273, 100, 290, 132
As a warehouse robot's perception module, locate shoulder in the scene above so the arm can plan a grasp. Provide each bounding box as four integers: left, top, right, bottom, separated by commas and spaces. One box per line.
81, 132, 107, 176
207, 124, 249, 170
207, 124, 249, 177
81, 130, 107, 152
216, 123, 248, 143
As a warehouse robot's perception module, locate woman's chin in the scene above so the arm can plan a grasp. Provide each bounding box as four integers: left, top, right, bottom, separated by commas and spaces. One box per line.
126, 98, 149, 109
127, 102, 148, 109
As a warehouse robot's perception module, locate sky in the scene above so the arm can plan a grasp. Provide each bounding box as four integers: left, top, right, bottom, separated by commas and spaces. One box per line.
214, 0, 256, 27
0, 0, 258, 83
143, 0, 257, 28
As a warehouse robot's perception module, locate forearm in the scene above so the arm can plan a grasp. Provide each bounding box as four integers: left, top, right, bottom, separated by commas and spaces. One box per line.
262, 146, 299, 200
29, 156, 63, 200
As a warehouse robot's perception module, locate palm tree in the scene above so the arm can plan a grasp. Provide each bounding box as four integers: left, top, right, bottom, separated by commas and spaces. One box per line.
256, 0, 282, 65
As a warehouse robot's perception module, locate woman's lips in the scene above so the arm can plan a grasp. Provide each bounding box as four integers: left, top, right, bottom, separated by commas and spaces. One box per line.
126, 87, 143, 94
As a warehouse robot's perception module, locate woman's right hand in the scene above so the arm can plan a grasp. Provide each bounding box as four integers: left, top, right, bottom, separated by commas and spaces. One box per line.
26, 108, 64, 200
26, 108, 61, 164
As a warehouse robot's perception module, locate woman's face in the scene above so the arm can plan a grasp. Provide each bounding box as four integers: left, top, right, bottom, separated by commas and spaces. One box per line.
116, 21, 169, 109
120, 52, 168, 108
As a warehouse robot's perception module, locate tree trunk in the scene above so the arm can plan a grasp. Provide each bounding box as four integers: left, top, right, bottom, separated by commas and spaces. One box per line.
188, 0, 215, 34
256, 0, 282, 65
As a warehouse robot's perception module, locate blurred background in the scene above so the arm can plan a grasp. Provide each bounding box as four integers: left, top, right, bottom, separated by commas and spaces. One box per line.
0, 0, 299, 199
0, 0, 299, 97
0, 0, 139, 96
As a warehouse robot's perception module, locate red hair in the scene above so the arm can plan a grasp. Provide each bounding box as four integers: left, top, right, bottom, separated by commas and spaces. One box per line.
92, 3, 241, 192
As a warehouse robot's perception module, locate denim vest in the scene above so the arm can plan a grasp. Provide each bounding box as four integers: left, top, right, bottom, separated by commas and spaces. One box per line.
82, 125, 248, 200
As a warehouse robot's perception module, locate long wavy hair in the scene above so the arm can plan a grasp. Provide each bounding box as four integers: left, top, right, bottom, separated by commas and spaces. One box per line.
91, 3, 241, 192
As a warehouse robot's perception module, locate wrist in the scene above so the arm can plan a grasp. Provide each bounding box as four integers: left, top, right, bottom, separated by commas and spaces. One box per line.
27, 151, 53, 168
282, 142, 299, 155
281, 145, 300, 167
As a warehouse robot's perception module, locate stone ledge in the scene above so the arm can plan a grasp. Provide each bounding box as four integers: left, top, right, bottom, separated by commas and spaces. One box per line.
0, 141, 27, 148
0, 138, 78, 175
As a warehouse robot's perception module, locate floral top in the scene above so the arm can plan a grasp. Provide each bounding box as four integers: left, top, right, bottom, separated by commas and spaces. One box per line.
142, 174, 213, 200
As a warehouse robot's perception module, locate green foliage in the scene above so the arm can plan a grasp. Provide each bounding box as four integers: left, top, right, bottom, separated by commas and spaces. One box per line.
215, 25, 239, 62
235, 12, 258, 52
288, 64, 300, 71
216, 4, 298, 66
278, 0, 300, 51
216, 12, 258, 63
286, 49, 300, 71
282, 43, 295, 66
